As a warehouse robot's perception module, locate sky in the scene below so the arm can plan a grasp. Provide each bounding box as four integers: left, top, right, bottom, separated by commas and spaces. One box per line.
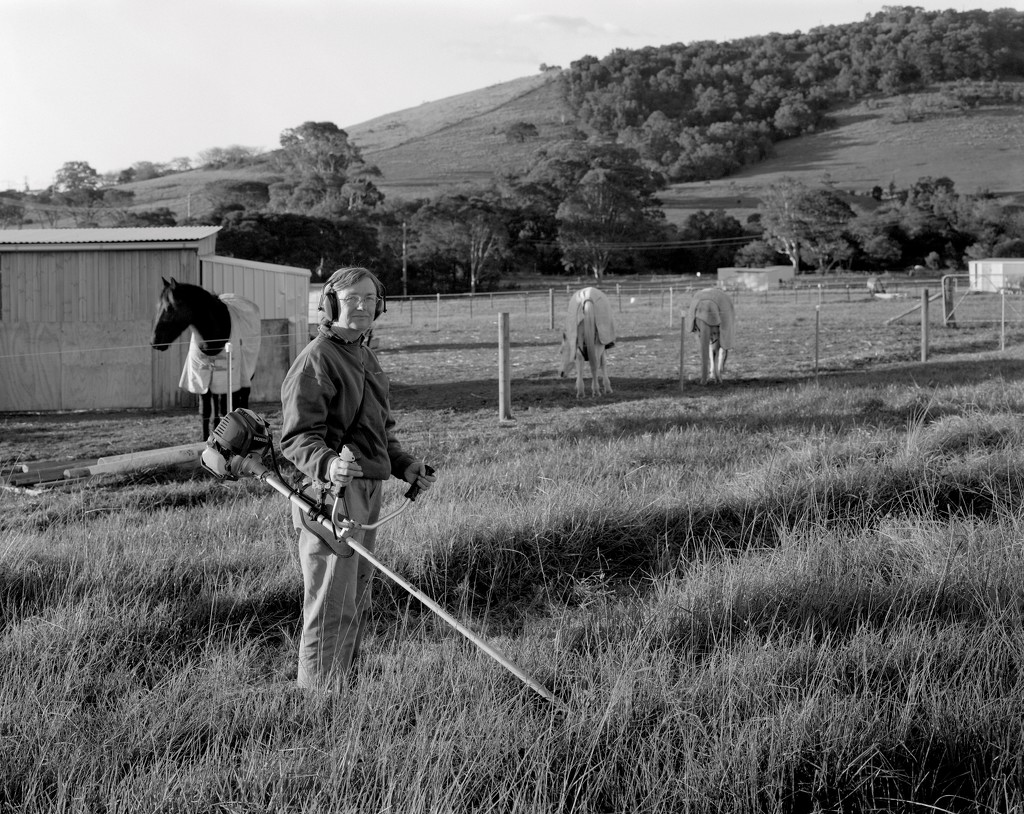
1, 0, 1020, 191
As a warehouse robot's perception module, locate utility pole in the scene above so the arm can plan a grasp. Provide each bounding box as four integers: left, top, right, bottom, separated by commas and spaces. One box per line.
401, 220, 408, 297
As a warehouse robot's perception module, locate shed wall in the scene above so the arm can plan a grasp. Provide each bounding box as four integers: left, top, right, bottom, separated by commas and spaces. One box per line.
0, 247, 200, 411
199, 256, 310, 404
969, 260, 1024, 292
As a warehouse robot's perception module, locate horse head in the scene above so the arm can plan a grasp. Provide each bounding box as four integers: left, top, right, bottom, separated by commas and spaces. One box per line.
151, 277, 194, 351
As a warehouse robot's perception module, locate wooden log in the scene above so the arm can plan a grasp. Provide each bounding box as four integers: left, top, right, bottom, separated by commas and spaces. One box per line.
6, 467, 90, 486
96, 443, 204, 465
64, 444, 205, 479
15, 458, 98, 473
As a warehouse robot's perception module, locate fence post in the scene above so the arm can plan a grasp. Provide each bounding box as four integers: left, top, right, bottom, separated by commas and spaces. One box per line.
943, 275, 957, 327
814, 307, 820, 384
549, 289, 555, 331
1001, 288, 1006, 351
498, 312, 514, 423
436, 293, 441, 331
226, 342, 234, 413
920, 289, 929, 362
668, 287, 674, 328
679, 314, 686, 392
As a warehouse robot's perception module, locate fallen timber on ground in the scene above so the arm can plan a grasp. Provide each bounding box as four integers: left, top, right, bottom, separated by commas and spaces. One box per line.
1, 443, 205, 489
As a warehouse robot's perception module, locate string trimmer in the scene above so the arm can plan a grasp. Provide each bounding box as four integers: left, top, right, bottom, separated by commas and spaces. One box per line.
200, 408, 559, 708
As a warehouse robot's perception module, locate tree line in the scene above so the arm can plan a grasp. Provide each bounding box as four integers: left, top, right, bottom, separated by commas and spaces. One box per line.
2, 6, 1023, 292
566, 6, 1024, 182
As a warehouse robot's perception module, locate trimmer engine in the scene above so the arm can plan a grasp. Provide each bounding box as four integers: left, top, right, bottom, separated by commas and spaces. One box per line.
201, 408, 272, 479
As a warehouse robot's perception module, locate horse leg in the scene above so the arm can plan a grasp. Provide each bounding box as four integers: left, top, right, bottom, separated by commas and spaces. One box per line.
697, 320, 712, 385
589, 345, 601, 396
597, 345, 612, 395
216, 393, 228, 427
235, 387, 251, 410
575, 354, 585, 398
200, 392, 213, 440
709, 325, 724, 383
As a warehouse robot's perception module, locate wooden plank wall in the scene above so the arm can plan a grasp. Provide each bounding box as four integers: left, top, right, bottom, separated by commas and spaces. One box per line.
0, 247, 200, 411
201, 257, 311, 406
0, 322, 62, 411
251, 318, 291, 403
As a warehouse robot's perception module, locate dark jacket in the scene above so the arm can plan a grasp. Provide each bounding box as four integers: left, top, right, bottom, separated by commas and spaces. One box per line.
280, 326, 415, 484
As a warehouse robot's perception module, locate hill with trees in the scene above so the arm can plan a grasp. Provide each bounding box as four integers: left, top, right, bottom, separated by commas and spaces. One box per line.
3, 6, 1023, 289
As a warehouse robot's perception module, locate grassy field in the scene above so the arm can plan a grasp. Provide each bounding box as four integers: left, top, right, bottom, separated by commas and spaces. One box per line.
3, 288, 1024, 811
113, 74, 1024, 232
658, 94, 1024, 227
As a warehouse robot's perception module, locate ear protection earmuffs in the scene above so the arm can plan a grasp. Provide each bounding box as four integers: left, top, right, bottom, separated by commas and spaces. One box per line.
319, 279, 387, 322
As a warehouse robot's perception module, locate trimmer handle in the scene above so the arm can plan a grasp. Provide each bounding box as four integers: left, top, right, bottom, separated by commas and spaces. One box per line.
333, 445, 358, 500
404, 465, 435, 501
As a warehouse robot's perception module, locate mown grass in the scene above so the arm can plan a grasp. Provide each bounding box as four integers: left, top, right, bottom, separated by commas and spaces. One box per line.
3, 293, 1024, 812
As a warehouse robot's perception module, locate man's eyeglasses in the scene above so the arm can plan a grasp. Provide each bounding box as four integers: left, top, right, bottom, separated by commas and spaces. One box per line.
341, 295, 378, 308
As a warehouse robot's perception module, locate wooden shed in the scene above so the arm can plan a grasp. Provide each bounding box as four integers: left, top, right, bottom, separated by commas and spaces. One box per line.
0, 227, 310, 412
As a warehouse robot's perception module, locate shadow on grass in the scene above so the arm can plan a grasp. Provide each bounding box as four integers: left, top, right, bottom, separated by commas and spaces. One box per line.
373, 459, 1021, 633
389, 353, 1024, 422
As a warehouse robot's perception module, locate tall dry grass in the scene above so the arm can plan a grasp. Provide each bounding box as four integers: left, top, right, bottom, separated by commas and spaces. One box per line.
4, 297, 1024, 811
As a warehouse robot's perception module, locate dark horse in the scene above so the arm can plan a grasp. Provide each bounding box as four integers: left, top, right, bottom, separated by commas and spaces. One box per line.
151, 277, 261, 439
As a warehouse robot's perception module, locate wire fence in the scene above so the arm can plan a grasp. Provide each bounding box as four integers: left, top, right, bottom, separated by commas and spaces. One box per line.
2, 280, 1016, 367
3, 276, 1021, 412
329, 277, 1024, 334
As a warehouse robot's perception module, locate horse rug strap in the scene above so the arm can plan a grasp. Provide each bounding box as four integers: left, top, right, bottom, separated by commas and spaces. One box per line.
178, 294, 262, 395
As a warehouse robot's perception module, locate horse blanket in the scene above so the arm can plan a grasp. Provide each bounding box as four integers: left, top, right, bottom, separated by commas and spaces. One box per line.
179, 294, 262, 395
563, 287, 616, 364
687, 288, 735, 349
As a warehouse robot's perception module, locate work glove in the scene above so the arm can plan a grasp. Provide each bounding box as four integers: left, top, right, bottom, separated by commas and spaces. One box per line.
403, 460, 437, 492
328, 446, 363, 488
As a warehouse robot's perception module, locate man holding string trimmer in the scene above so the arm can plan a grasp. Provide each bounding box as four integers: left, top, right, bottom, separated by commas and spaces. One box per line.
280, 266, 436, 691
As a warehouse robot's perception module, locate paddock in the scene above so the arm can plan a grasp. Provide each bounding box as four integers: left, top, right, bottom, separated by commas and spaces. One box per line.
3, 277, 1024, 811
343, 280, 1024, 415
2, 263, 1021, 415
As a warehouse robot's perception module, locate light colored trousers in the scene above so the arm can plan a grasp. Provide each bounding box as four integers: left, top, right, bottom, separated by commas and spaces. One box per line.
294, 478, 382, 689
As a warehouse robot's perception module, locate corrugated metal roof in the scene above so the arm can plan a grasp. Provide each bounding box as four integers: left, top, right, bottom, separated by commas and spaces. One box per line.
0, 226, 220, 246
203, 254, 311, 277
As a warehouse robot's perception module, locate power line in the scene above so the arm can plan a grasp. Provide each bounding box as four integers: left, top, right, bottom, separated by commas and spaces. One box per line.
525, 234, 758, 250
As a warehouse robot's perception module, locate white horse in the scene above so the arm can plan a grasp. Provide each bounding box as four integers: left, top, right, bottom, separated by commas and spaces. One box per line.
560, 287, 616, 397
686, 288, 735, 385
